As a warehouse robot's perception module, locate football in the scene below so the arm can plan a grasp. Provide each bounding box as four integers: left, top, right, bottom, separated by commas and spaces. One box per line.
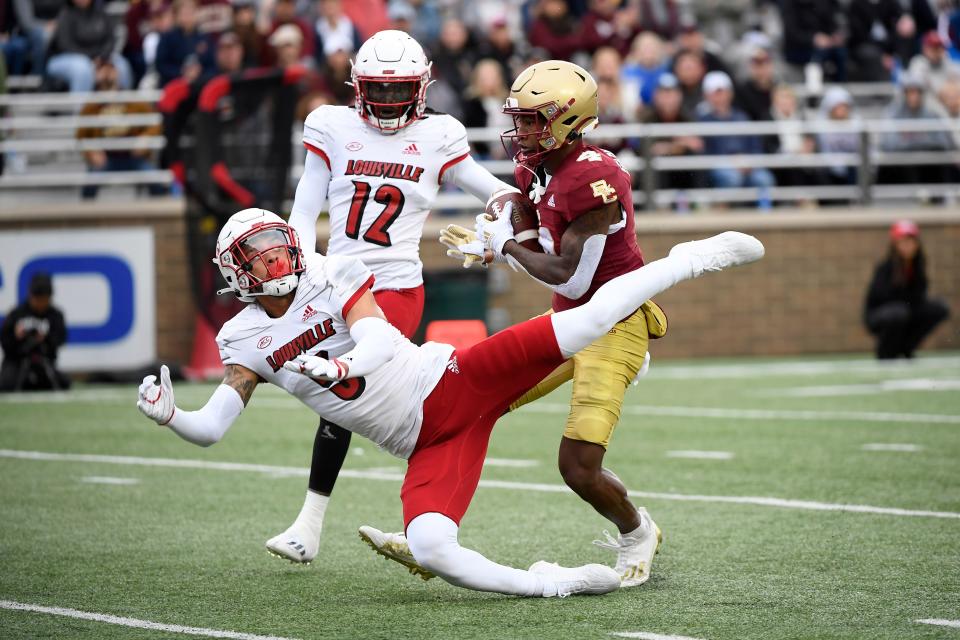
485, 190, 543, 252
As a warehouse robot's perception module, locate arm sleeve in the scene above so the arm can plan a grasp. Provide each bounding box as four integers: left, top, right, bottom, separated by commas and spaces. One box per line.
442, 155, 515, 202
288, 150, 331, 253
335, 316, 397, 378
167, 384, 245, 447
327, 256, 375, 317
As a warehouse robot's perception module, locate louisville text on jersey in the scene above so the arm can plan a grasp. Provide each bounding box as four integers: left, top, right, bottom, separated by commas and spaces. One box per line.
345, 159, 424, 183
265, 318, 336, 372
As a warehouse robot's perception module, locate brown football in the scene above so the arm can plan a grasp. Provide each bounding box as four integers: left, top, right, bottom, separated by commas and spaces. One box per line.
485, 190, 543, 252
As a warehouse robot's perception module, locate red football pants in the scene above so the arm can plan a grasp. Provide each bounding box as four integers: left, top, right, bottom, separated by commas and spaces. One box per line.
401, 315, 565, 528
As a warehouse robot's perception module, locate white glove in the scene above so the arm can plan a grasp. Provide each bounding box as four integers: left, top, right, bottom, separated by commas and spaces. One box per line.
631, 352, 651, 386
475, 204, 516, 258
137, 364, 176, 425
283, 353, 348, 382
439, 224, 491, 268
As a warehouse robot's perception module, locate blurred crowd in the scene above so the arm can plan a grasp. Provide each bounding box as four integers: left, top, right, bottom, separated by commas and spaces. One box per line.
3, 0, 960, 200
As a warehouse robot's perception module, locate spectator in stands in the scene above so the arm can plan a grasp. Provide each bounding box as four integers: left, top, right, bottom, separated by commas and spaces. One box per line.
475, 14, 518, 84
313, 0, 360, 68
269, 23, 305, 69
697, 71, 775, 196
230, 0, 263, 69
581, 0, 639, 57
672, 48, 706, 117
735, 42, 777, 123
675, 19, 730, 75
386, 2, 415, 35
124, 0, 167, 86
10, 0, 64, 76
430, 18, 476, 97
878, 72, 955, 185
847, 0, 910, 81
141, 2, 174, 87
816, 86, 859, 185
340, 0, 389, 40
461, 58, 510, 159
864, 220, 950, 359
768, 83, 823, 193
398, 0, 442, 47
155, 0, 215, 87
195, 0, 231, 37
213, 29, 244, 75
0, 273, 69, 392
528, 0, 583, 61
45, 0, 133, 92
908, 31, 960, 93
265, 0, 315, 64
621, 31, 668, 112
316, 42, 351, 105
779, 0, 847, 82
634, 0, 681, 40
592, 46, 631, 152
641, 72, 704, 194
76, 60, 165, 199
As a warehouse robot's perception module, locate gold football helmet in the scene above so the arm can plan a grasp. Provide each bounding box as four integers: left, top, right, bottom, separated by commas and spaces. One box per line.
501, 60, 599, 167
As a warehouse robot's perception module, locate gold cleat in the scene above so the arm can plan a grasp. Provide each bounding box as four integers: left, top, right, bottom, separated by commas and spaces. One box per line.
358, 526, 436, 581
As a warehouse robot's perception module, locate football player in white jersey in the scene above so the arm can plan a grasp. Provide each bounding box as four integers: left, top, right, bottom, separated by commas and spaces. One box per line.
136, 207, 764, 598
271, 30, 518, 563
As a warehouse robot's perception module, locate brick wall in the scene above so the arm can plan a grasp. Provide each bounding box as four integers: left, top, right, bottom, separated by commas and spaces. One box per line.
0, 200, 195, 366
417, 209, 960, 358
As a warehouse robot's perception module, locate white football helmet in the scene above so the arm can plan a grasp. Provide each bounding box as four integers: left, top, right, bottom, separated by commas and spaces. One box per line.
351, 30, 432, 133
213, 208, 305, 303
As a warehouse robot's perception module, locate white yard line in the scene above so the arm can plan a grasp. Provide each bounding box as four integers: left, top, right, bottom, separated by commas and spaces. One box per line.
484, 458, 539, 467
0, 600, 300, 640
80, 476, 140, 485
611, 632, 707, 640
649, 356, 960, 379
915, 619, 960, 629
666, 451, 734, 460
518, 403, 960, 425
861, 444, 924, 452
753, 378, 960, 397
2, 449, 958, 520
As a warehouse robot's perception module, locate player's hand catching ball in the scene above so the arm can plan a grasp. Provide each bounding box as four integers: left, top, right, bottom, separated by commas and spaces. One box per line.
137, 364, 176, 425
475, 206, 516, 259
284, 354, 348, 382
439, 224, 492, 268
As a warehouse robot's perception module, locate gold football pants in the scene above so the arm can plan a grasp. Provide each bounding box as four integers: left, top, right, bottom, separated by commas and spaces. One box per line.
509, 300, 667, 448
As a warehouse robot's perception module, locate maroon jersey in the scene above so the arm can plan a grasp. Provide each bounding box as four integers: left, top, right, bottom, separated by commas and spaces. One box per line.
514, 142, 645, 312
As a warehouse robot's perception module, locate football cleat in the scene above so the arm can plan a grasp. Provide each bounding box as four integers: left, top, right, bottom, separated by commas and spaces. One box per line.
528, 560, 621, 597
592, 508, 662, 587
358, 526, 436, 581
265, 528, 318, 565
668, 231, 765, 278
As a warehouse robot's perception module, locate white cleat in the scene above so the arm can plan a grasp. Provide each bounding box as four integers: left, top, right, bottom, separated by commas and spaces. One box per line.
669, 231, 765, 278
529, 560, 622, 597
266, 528, 318, 565
358, 526, 436, 581
593, 507, 662, 587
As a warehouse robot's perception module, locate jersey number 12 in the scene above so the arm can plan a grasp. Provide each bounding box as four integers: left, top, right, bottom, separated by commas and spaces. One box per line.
346, 181, 405, 247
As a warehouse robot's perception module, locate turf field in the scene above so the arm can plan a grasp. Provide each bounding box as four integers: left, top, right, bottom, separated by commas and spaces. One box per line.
1, 353, 959, 640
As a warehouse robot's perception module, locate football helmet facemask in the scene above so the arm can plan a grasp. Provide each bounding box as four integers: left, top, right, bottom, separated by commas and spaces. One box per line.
501, 60, 599, 167
214, 208, 305, 303
352, 30, 432, 133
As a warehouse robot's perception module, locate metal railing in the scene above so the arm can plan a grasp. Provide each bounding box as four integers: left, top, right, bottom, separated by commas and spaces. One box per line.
2, 88, 957, 204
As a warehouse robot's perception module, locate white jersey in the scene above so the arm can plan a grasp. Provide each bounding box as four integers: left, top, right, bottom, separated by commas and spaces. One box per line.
216, 253, 454, 459
302, 105, 470, 291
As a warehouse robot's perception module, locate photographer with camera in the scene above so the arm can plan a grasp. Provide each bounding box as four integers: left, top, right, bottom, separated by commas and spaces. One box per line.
0, 273, 70, 391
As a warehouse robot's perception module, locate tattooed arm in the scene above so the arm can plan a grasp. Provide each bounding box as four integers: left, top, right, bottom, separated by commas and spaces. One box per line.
161, 364, 255, 446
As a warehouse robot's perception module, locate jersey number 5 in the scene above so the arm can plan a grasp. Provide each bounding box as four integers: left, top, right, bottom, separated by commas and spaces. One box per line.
346, 181, 405, 247
313, 350, 366, 401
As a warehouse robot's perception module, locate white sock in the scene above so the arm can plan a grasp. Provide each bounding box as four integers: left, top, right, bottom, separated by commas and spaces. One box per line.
552, 254, 693, 357
406, 513, 545, 597
290, 490, 328, 538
